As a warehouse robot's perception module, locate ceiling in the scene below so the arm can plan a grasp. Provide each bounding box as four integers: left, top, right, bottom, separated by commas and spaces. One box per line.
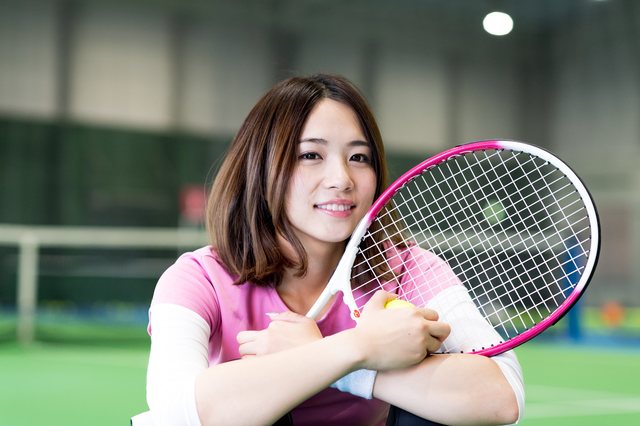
76, 0, 607, 35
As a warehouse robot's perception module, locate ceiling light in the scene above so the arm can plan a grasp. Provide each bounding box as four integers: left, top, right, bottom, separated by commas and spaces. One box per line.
483, 12, 514, 36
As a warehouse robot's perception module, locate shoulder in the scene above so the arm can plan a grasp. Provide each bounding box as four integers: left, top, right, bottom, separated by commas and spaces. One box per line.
151, 246, 234, 330
156, 246, 235, 293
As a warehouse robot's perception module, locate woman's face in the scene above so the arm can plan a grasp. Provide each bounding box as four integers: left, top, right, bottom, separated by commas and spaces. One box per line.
285, 99, 377, 253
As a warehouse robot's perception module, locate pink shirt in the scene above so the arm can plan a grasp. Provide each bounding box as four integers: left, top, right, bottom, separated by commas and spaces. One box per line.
150, 245, 458, 425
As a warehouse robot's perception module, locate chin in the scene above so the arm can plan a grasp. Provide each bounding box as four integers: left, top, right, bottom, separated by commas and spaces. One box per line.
319, 232, 352, 245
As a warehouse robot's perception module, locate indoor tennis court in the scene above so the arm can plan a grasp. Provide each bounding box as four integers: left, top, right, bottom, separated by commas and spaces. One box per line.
2, 0, 640, 424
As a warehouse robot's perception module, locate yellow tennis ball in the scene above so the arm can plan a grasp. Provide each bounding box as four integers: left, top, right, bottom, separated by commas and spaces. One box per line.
384, 299, 415, 309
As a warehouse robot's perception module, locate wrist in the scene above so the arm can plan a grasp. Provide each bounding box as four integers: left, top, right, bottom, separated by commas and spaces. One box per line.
335, 328, 370, 371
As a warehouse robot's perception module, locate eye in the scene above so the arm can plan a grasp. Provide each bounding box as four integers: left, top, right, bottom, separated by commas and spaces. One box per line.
350, 153, 371, 163
299, 152, 321, 160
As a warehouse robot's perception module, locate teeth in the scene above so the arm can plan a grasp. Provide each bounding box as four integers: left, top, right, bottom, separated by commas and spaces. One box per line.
317, 204, 353, 212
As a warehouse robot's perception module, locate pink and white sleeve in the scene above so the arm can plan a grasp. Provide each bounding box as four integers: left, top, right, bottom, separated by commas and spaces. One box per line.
427, 285, 525, 424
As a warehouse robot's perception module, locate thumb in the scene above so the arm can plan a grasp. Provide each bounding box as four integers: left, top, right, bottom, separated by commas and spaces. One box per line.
363, 290, 396, 312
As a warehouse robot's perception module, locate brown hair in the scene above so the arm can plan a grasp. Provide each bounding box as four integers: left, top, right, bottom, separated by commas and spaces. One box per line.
207, 74, 396, 287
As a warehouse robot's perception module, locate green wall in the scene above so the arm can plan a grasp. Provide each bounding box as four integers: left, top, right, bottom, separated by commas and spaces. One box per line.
0, 117, 229, 227
0, 115, 430, 308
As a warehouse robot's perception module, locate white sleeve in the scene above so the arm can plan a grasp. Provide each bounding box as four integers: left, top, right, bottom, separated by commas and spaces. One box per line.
143, 303, 211, 426
491, 350, 525, 424
427, 286, 525, 424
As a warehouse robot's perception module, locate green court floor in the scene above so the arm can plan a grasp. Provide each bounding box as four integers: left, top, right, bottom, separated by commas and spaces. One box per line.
0, 340, 638, 425
0, 343, 148, 426
516, 343, 640, 425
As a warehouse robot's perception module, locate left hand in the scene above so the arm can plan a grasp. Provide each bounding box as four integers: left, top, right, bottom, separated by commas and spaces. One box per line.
237, 311, 323, 358
350, 291, 451, 371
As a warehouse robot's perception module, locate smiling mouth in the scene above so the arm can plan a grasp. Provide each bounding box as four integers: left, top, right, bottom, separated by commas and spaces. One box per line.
316, 204, 354, 212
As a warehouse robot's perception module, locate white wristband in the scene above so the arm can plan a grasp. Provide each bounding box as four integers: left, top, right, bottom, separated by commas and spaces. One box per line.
330, 369, 377, 399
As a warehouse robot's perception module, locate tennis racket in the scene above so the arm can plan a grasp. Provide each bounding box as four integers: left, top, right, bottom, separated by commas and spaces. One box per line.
306, 140, 600, 357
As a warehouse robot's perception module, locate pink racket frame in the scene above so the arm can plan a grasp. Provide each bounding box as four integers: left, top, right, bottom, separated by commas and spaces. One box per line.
307, 140, 600, 356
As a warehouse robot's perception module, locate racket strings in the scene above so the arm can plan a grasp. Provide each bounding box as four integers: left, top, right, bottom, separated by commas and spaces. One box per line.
424, 151, 551, 336
360, 157, 583, 290
475, 153, 569, 324
496, 152, 592, 306
454, 151, 590, 329
350, 148, 594, 351
441, 154, 537, 335
352, 215, 455, 309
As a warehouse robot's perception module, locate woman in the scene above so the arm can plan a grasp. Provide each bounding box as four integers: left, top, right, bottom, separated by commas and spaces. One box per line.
134, 74, 524, 425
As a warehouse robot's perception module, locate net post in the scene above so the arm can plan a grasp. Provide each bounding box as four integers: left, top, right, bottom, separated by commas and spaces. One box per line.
17, 233, 39, 345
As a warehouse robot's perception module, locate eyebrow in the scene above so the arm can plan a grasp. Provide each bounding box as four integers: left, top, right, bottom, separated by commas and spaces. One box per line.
299, 138, 371, 147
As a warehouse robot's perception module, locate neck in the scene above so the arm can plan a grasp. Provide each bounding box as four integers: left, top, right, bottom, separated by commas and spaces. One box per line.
276, 237, 346, 316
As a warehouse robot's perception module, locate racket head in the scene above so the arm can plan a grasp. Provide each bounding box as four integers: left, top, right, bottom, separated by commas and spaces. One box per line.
350, 140, 600, 356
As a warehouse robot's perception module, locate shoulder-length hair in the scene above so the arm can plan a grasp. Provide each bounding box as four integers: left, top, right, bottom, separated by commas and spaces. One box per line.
207, 74, 400, 287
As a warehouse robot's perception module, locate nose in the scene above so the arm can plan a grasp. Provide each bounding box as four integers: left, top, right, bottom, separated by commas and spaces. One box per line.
324, 158, 354, 191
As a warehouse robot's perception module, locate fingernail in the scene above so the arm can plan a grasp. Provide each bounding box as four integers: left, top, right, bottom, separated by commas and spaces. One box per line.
266, 313, 279, 317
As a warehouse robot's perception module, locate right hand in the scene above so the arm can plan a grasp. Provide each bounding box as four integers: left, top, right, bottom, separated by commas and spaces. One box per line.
350, 290, 450, 371
237, 311, 323, 358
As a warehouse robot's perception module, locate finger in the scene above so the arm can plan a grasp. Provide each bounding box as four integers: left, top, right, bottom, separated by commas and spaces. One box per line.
267, 310, 309, 323
427, 320, 451, 342
238, 341, 257, 357
236, 330, 260, 345
363, 290, 395, 312
417, 308, 439, 322
426, 337, 443, 355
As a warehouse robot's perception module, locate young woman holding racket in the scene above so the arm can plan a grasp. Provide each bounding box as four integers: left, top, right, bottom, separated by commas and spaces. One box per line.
134, 74, 524, 426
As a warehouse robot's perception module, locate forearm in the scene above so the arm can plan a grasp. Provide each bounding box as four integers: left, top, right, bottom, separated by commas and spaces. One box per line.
195, 330, 364, 426
148, 294, 441, 426
369, 283, 523, 425
148, 305, 360, 425
373, 354, 519, 425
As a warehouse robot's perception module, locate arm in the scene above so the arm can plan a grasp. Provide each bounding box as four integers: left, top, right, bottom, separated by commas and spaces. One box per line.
374, 285, 524, 425
230, 288, 523, 425
198, 291, 448, 426
195, 324, 364, 425
147, 292, 447, 426
374, 353, 520, 425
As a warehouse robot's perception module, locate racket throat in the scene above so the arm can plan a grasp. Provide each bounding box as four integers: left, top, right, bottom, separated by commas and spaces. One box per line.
306, 244, 361, 321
